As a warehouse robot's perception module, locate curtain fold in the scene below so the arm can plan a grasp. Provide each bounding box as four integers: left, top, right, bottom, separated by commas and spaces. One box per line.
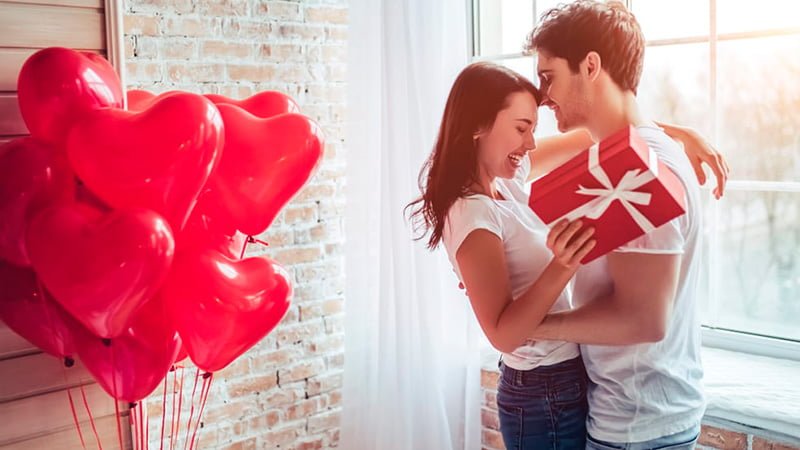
342, 1, 481, 449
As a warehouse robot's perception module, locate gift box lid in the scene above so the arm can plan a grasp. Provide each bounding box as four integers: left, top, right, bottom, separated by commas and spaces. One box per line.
532, 125, 653, 200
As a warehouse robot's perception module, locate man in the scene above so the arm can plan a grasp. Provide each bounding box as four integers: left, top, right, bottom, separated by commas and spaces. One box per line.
527, 2, 705, 449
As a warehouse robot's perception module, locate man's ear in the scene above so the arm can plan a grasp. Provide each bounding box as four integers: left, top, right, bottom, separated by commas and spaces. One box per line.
583, 51, 602, 82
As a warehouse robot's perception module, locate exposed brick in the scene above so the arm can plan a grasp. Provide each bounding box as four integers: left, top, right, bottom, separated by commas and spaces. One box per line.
261, 384, 305, 407
133, 36, 159, 59
271, 246, 324, 265
256, 1, 303, 21
161, 38, 197, 60
228, 64, 277, 82
218, 437, 257, 450
226, 373, 279, 397
258, 43, 305, 61
278, 358, 327, 384
481, 368, 500, 390
305, 6, 347, 25
126, 3, 349, 449
752, 438, 800, 450
125, 14, 160, 36
481, 407, 500, 431
126, 61, 163, 82
483, 428, 506, 449
196, 0, 248, 16
198, 40, 250, 60
307, 410, 340, 434
167, 63, 225, 83
699, 425, 747, 450
285, 397, 323, 421
260, 423, 304, 447
306, 372, 342, 397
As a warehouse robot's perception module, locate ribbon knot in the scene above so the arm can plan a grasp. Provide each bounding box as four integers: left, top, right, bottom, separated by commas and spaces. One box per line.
549, 143, 659, 233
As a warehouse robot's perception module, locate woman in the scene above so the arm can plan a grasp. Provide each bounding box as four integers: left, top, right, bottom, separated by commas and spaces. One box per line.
406, 61, 726, 449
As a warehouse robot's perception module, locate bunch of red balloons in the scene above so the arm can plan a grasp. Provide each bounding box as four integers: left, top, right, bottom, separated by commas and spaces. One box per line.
0, 47, 325, 403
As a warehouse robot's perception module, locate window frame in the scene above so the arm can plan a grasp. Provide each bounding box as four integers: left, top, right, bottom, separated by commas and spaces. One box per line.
471, 0, 800, 362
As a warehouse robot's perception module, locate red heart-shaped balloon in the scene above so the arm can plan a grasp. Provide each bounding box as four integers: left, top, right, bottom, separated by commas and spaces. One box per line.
76, 297, 180, 402
0, 138, 75, 267
178, 203, 247, 258
204, 91, 299, 118
26, 204, 175, 338
67, 92, 224, 231
125, 89, 182, 112
0, 261, 81, 359
201, 108, 324, 235
162, 249, 292, 373
17, 47, 124, 146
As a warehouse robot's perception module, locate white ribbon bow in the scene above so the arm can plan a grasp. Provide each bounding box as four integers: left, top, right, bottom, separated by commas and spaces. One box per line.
548, 143, 659, 233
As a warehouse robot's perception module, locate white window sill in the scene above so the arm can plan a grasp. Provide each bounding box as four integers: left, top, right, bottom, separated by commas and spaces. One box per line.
480, 346, 800, 442
702, 346, 800, 442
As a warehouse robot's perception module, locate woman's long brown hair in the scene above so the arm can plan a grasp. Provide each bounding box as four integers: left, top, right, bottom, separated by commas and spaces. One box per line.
406, 61, 540, 249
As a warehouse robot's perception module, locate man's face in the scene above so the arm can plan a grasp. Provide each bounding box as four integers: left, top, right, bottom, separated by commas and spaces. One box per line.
536, 50, 591, 132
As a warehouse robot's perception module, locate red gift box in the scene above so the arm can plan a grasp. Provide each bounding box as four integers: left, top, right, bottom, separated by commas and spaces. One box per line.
529, 126, 686, 263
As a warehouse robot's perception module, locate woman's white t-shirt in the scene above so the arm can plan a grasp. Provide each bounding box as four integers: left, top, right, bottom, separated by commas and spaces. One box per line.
441, 155, 579, 370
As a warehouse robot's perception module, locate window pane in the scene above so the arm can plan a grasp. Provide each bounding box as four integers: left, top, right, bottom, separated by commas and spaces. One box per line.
632, 0, 709, 41
715, 190, 800, 341
638, 43, 711, 138
477, 0, 535, 56
718, 0, 800, 34
717, 35, 800, 182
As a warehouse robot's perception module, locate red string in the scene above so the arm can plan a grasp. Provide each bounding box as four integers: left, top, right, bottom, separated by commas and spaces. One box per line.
160, 373, 168, 450
110, 342, 124, 450
65, 387, 87, 449
170, 368, 178, 450
182, 369, 201, 450
130, 403, 138, 450
79, 383, 103, 450
189, 374, 213, 450
239, 236, 250, 259
173, 366, 186, 450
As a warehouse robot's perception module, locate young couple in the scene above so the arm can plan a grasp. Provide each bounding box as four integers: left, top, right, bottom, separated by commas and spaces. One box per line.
408, 1, 729, 449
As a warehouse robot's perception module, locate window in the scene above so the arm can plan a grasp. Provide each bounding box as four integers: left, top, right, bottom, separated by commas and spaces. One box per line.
472, 0, 800, 360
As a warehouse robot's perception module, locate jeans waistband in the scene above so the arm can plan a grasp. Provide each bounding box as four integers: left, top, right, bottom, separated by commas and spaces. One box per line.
500, 356, 585, 386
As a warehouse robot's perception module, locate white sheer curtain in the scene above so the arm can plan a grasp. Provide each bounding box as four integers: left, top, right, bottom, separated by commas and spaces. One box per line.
342, 1, 482, 449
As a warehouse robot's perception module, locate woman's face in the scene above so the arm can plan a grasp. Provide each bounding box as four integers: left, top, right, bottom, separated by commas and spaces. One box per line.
474, 91, 538, 180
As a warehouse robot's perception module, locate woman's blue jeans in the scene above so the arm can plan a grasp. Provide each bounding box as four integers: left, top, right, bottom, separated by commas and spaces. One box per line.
497, 356, 589, 450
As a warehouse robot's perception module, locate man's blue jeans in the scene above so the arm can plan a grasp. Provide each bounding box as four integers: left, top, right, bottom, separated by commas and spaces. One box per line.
497, 357, 589, 450
585, 424, 701, 450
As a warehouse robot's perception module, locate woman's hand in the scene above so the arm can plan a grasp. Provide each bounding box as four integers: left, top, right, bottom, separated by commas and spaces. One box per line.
546, 219, 596, 270
658, 122, 730, 199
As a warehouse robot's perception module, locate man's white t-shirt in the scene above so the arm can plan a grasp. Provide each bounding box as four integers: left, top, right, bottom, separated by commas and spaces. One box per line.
574, 124, 706, 442
442, 155, 580, 370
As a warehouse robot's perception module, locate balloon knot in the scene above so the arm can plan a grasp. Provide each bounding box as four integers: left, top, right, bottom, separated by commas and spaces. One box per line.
64, 356, 75, 367
202, 372, 212, 379
102, 338, 112, 346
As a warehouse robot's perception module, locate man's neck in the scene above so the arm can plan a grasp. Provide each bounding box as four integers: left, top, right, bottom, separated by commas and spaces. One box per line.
588, 90, 645, 141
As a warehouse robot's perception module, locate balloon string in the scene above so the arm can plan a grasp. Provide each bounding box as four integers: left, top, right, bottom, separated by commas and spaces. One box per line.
174, 366, 186, 450
66, 387, 87, 449
129, 403, 137, 450
113, 399, 124, 450
239, 236, 250, 259
61, 361, 87, 450
170, 368, 178, 450
109, 342, 125, 450
247, 235, 269, 247
189, 373, 213, 450
160, 372, 169, 450
79, 383, 103, 450
182, 368, 201, 450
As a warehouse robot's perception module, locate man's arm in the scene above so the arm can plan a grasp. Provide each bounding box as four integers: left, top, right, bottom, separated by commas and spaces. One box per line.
531, 251, 681, 345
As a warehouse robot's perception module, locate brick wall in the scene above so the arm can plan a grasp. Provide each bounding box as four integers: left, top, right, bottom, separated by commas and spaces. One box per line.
480, 368, 800, 450
123, 1, 347, 449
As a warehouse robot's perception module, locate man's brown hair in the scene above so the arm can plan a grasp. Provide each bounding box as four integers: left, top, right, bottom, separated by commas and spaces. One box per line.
527, 0, 645, 93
